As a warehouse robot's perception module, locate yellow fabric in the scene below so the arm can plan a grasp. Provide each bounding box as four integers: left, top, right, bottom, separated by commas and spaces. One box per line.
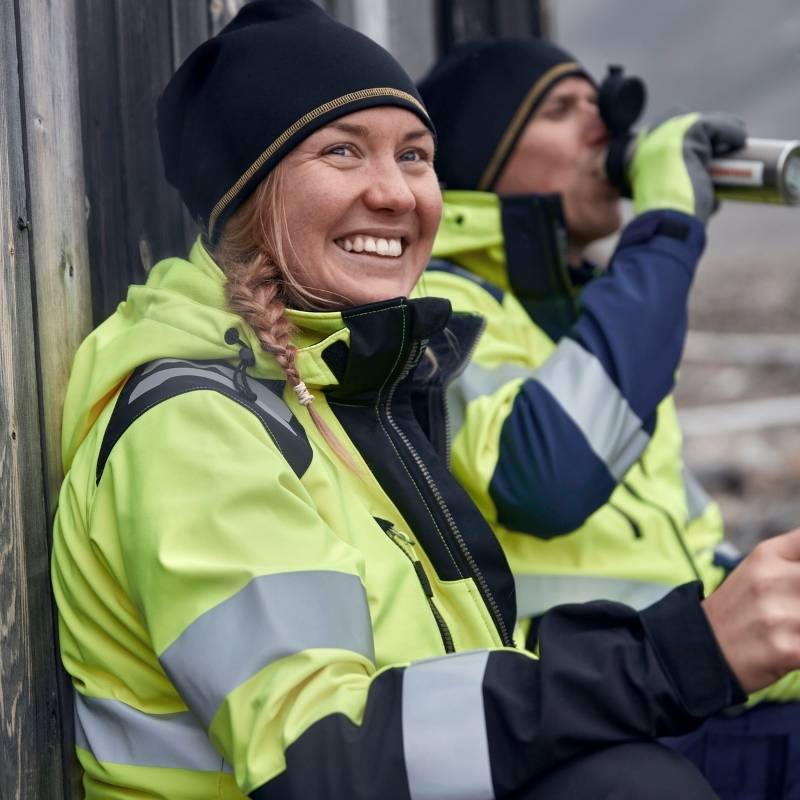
418, 191, 727, 605
422, 191, 800, 706
52, 238, 510, 797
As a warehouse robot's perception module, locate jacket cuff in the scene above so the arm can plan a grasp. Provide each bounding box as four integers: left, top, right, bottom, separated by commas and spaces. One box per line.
640, 581, 746, 717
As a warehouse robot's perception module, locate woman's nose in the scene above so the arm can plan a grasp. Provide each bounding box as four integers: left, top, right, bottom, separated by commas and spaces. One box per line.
363, 160, 417, 213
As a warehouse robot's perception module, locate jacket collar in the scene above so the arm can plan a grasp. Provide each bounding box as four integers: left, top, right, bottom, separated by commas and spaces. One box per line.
432, 190, 586, 338
188, 241, 455, 396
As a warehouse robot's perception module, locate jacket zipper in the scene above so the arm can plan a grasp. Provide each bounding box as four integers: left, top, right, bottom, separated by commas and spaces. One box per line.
374, 517, 455, 654
609, 500, 642, 539
621, 480, 702, 582
382, 342, 514, 647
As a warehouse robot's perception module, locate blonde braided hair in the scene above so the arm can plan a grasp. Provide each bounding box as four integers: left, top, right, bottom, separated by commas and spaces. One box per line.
213, 163, 358, 469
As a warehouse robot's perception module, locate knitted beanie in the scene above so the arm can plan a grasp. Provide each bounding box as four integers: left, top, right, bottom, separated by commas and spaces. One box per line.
418, 38, 591, 191
157, 0, 434, 242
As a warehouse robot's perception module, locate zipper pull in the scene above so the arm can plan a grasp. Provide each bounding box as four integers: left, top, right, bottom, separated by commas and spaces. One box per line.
374, 516, 416, 545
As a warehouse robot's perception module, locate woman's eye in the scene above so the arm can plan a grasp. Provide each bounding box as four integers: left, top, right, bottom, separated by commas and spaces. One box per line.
399, 148, 431, 163
325, 144, 355, 157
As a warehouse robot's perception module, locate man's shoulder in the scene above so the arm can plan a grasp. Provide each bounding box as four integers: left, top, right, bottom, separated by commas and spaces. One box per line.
422, 259, 505, 306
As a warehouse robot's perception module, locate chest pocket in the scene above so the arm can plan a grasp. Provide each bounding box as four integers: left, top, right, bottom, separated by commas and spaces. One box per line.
95, 358, 313, 485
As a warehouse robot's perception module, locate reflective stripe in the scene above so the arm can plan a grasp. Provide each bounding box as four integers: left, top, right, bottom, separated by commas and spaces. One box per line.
402, 650, 494, 800
131, 358, 296, 435
682, 466, 711, 521
448, 340, 649, 480
160, 570, 375, 727
446, 360, 532, 440
515, 573, 673, 618
74, 692, 231, 772
533, 339, 649, 480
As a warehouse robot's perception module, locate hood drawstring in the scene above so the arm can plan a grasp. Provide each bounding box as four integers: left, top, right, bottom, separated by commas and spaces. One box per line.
224, 328, 257, 401
224, 327, 315, 408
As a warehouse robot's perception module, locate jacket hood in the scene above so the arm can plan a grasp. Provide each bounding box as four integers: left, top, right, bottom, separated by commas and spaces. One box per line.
431, 191, 510, 288
63, 239, 449, 470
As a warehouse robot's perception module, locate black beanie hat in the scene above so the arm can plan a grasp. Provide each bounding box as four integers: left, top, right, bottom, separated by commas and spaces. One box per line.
157, 0, 434, 242
418, 38, 592, 192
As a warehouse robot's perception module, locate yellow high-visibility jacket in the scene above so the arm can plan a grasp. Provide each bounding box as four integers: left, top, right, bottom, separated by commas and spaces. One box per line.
52, 238, 741, 798
419, 191, 732, 624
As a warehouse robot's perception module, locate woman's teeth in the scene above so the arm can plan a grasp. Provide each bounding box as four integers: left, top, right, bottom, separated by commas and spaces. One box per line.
336, 236, 403, 257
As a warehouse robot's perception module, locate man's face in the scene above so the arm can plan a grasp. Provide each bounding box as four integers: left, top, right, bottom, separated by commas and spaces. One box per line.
494, 77, 622, 251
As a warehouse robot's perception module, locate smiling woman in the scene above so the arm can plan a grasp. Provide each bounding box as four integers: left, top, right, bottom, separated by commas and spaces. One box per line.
48, 2, 770, 799
217, 108, 441, 313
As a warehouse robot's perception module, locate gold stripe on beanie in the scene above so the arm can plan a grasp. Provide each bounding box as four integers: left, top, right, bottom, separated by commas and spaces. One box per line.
208, 87, 429, 239
476, 61, 584, 192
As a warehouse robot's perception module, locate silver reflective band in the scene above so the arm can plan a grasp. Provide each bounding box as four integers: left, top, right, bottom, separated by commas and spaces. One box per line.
515, 573, 673, 618
446, 360, 532, 440
682, 466, 711, 521
447, 340, 649, 480
160, 570, 375, 727
132, 358, 296, 435
402, 650, 494, 800
534, 339, 650, 480
74, 692, 231, 772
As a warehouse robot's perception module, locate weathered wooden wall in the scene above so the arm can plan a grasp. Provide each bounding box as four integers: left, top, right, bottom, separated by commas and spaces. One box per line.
1, 1, 548, 797
0, 0, 92, 796
76, 0, 249, 325
438, 0, 550, 52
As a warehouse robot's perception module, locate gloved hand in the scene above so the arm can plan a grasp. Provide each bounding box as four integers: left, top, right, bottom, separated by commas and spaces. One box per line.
628, 112, 747, 223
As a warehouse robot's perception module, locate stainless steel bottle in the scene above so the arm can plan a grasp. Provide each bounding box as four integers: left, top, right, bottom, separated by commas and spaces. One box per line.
707, 138, 800, 205
611, 136, 800, 206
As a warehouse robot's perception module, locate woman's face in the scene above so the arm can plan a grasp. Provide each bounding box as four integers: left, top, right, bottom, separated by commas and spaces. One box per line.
278, 107, 442, 308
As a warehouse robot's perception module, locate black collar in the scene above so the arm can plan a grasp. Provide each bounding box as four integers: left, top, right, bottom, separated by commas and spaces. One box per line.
322, 296, 454, 401
500, 192, 581, 339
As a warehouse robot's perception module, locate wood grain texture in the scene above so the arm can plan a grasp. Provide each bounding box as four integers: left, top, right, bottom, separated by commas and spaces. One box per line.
75, 0, 130, 324
0, 3, 71, 797
16, 0, 93, 509
113, 0, 189, 278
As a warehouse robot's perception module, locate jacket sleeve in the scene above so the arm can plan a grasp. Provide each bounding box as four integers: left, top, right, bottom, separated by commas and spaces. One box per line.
101, 389, 742, 798
443, 210, 707, 537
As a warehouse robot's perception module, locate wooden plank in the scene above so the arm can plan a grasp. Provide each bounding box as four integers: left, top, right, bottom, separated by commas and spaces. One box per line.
16, 0, 93, 507
170, 1, 210, 251
437, 0, 552, 53
387, 0, 437, 81
442, 0, 494, 48
15, 0, 94, 795
0, 3, 70, 798
75, 0, 130, 324
113, 0, 190, 280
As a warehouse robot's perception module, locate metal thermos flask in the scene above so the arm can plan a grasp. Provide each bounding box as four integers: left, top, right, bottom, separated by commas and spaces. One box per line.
597, 66, 800, 206
706, 138, 800, 205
